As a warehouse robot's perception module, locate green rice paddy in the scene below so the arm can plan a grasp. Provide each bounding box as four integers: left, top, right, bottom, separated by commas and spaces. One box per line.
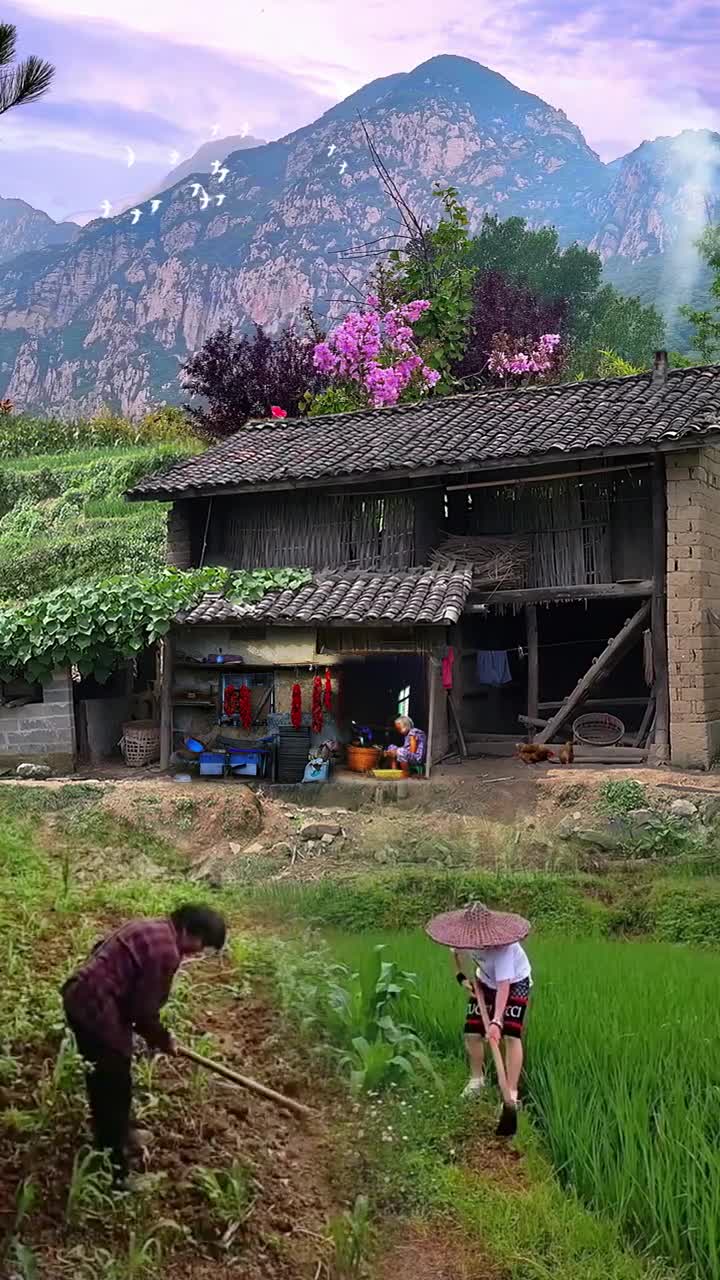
325, 929, 720, 1278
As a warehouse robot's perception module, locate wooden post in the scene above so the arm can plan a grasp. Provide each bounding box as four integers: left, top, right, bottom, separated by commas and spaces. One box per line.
651, 456, 670, 763
159, 632, 174, 771
526, 604, 538, 740
425, 655, 438, 778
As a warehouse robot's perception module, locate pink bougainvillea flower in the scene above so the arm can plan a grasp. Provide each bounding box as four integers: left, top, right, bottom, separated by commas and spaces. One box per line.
270, 405, 287, 418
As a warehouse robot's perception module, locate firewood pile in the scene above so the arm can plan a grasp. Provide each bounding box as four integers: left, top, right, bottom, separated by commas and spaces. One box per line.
431, 535, 530, 589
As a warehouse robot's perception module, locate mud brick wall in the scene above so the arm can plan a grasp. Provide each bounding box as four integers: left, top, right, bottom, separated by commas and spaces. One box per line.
666, 446, 720, 768
0, 670, 76, 770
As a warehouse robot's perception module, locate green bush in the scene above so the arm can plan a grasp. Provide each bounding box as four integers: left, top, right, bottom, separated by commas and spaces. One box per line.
597, 779, 648, 816
646, 878, 720, 946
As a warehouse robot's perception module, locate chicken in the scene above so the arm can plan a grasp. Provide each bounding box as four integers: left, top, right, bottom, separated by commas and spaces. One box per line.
517, 743, 555, 765
558, 741, 574, 765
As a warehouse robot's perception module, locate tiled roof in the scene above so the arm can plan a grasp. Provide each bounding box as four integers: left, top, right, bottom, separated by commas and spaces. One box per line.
177, 565, 472, 628
129, 365, 720, 499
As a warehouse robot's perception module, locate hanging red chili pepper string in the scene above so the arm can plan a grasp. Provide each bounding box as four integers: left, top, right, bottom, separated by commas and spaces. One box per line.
223, 685, 239, 718
238, 684, 252, 730
323, 667, 332, 712
290, 682, 302, 729
312, 675, 323, 734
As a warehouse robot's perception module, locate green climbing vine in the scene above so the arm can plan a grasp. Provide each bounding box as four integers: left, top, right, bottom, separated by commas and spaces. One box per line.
0, 566, 311, 684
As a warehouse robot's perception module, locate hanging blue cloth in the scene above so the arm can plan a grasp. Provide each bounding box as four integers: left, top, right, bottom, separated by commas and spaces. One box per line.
476, 650, 512, 686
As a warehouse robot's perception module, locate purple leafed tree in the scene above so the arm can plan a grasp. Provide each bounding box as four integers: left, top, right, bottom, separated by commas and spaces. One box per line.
454, 271, 568, 384
181, 322, 325, 437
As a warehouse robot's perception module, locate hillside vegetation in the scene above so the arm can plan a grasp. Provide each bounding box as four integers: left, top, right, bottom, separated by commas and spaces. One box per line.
0, 409, 202, 606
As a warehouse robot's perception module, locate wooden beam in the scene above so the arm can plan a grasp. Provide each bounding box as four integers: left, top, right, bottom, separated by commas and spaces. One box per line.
651, 456, 670, 762
538, 696, 649, 710
447, 461, 650, 493
159, 633, 174, 771
468, 580, 653, 608
526, 604, 538, 739
535, 600, 651, 745
519, 714, 549, 730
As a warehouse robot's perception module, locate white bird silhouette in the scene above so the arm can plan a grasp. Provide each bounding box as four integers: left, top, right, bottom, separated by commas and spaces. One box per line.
217, 166, 229, 183
125, 145, 136, 168
339, 160, 348, 175
129, 208, 142, 225
169, 149, 181, 165
327, 144, 336, 157
210, 159, 221, 174
150, 198, 161, 214
215, 193, 226, 206
199, 190, 211, 209
240, 121, 250, 137
210, 123, 220, 138
99, 199, 112, 218
190, 182, 204, 198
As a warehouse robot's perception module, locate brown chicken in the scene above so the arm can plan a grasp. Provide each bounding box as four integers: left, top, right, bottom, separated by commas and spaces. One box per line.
517, 743, 555, 765
558, 741, 574, 765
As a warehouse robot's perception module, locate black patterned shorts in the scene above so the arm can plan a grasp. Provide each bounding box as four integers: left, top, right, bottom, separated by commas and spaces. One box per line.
464, 977, 531, 1040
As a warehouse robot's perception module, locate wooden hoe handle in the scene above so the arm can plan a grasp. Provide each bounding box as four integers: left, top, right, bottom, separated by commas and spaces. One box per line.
470, 981, 514, 1107
178, 1045, 313, 1119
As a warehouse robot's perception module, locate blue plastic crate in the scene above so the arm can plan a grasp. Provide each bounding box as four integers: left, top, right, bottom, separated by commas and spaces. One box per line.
199, 751, 225, 777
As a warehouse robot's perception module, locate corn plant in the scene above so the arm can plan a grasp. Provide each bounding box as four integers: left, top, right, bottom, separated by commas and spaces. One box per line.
64, 1149, 115, 1228
1, 1178, 37, 1276
193, 1161, 255, 1227
327, 1195, 371, 1279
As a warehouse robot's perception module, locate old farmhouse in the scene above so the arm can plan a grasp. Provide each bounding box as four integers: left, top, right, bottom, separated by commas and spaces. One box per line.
3, 355, 719, 777
120, 355, 720, 775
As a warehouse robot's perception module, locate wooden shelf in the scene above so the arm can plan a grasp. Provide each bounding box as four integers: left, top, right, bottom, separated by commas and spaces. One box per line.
175, 660, 273, 671
172, 700, 216, 708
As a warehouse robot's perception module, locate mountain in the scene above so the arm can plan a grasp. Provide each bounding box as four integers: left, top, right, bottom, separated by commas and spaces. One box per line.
589, 130, 720, 261
0, 54, 715, 416
0, 197, 79, 264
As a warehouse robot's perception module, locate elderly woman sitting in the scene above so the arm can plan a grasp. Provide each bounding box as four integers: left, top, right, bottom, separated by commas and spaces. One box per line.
386, 715, 427, 776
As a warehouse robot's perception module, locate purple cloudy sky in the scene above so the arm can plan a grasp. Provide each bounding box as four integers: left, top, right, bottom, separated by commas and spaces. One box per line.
2, 0, 719, 222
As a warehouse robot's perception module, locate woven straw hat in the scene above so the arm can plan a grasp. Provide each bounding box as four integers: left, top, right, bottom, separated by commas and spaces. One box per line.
425, 900, 530, 949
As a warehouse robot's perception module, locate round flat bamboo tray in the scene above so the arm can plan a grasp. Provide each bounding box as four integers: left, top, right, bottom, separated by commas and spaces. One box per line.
572, 712, 624, 746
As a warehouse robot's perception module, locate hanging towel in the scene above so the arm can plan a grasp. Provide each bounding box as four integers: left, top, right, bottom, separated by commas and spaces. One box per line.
476, 650, 512, 686
442, 647, 455, 690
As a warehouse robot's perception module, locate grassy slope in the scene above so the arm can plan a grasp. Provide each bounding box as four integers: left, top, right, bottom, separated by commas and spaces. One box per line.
0, 424, 201, 605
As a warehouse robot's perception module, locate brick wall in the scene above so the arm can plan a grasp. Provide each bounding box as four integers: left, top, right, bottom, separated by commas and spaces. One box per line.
0, 670, 76, 770
666, 446, 720, 768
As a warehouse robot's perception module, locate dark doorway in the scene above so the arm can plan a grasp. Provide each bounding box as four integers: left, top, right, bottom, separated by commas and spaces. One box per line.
339, 654, 428, 748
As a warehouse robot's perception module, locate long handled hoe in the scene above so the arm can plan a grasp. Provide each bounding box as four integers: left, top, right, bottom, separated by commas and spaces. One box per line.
177, 1045, 313, 1120
470, 982, 518, 1137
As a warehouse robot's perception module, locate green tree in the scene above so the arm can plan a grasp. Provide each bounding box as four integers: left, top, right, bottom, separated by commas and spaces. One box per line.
568, 286, 665, 377
389, 185, 476, 387
0, 23, 54, 116
679, 225, 720, 362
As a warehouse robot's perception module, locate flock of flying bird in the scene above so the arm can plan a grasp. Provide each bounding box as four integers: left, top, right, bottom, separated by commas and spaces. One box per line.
101, 139, 350, 226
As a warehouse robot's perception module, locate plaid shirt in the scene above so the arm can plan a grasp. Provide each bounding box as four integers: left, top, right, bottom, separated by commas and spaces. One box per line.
62, 918, 181, 1058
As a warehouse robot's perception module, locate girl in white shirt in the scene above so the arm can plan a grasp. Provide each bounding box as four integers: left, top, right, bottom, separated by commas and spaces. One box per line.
453, 939, 532, 1102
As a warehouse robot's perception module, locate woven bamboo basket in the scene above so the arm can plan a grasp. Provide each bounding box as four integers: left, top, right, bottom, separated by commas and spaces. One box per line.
121, 720, 161, 767
346, 744, 382, 773
572, 713, 625, 747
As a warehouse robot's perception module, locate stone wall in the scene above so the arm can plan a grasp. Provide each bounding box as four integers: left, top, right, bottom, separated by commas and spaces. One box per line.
0, 670, 76, 770
666, 446, 720, 768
